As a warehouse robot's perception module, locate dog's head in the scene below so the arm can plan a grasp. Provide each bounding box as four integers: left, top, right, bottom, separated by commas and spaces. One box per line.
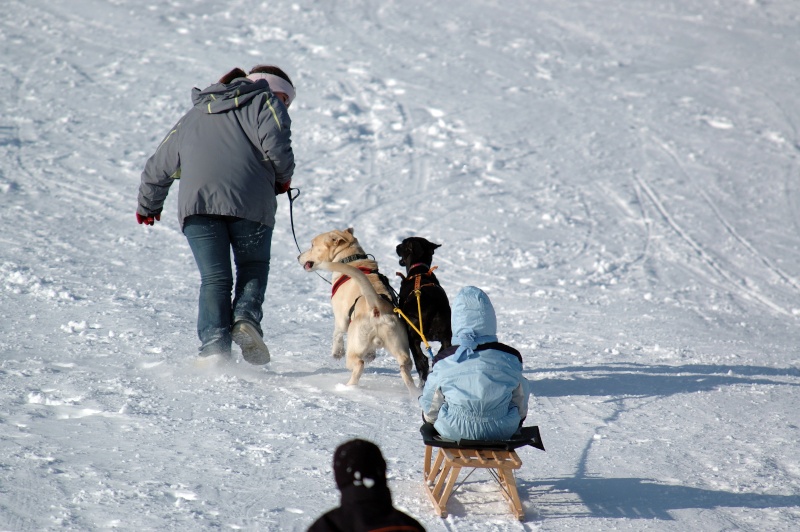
298, 228, 358, 271
396, 237, 441, 270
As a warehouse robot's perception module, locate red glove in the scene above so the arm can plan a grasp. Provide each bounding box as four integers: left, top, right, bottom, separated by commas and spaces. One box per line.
276, 179, 291, 195
136, 212, 161, 225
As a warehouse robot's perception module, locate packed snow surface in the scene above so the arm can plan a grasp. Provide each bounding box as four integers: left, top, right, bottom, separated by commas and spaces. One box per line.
1, 0, 799, 530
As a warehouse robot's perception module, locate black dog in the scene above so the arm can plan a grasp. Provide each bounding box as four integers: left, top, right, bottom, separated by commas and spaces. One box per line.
395, 237, 452, 384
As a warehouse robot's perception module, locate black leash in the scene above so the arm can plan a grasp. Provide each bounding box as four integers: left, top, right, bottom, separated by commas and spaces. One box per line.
287, 187, 331, 285
288, 189, 400, 300
287, 187, 303, 254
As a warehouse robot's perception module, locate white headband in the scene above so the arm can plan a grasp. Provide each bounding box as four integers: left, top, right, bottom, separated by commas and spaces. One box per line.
247, 72, 296, 107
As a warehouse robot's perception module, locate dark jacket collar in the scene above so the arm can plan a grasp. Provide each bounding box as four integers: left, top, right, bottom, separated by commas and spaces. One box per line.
338, 483, 392, 509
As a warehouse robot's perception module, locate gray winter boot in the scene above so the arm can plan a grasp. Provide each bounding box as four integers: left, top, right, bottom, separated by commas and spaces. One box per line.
232, 321, 270, 365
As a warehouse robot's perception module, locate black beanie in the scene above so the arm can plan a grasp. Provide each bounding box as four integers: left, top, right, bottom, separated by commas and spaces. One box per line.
332, 439, 387, 490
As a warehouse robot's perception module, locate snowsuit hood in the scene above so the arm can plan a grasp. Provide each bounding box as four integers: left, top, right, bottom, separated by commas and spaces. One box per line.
450, 286, 499, 362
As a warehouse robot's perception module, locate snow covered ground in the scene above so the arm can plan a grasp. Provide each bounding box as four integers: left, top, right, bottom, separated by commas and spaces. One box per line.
2, 0, 800, 530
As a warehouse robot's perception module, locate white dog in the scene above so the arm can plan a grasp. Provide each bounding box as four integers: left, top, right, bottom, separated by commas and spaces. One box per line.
298, 228, 417, 392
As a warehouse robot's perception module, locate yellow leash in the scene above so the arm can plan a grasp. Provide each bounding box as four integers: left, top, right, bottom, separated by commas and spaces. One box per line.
393, 291, 434, 358
394, 265, 440, 358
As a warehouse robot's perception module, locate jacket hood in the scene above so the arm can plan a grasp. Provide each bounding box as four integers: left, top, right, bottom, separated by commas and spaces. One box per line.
191, 79, 270, 114
450, 286, 498, 357
333, 438, 387, 490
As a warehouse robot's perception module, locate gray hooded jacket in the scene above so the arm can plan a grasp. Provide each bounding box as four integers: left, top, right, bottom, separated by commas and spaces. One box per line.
137, 78, 294, 229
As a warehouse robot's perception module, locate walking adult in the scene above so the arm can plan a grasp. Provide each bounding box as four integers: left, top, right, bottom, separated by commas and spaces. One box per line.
136, 64, 296, 364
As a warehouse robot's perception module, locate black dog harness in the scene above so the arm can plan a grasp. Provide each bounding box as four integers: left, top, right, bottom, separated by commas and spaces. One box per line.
396, 263, 447, 306
432, 342, 523, 367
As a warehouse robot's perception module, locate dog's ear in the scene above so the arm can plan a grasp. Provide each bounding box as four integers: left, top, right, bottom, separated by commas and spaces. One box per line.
426, 241, 442, 253
333, 228, 356, 246
329, 231, 346, 247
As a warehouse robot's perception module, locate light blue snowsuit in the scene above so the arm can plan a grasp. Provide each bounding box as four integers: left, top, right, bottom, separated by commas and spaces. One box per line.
419, 286, 531, 441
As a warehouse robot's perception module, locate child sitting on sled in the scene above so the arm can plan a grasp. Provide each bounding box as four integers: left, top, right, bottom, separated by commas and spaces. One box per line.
419, 286, 531, 441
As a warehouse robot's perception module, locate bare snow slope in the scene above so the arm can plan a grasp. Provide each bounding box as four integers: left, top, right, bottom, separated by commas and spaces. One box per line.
1, 0, 799, 530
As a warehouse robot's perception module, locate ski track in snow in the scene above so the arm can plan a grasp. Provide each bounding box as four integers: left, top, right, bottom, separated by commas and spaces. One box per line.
2, 0, 800, 530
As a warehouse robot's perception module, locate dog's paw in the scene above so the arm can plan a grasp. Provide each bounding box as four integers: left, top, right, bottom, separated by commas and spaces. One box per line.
332, 349, 345, 359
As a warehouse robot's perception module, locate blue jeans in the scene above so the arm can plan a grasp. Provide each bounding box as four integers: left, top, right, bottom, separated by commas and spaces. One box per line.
183, 215, 273, 355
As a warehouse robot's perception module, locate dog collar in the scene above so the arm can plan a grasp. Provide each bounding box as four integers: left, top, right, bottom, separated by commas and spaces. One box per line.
409, 262, 430, 271
339, 253, 369, 264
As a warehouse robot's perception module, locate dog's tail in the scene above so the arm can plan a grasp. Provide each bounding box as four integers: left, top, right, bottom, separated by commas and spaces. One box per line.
316, 261, 384, 317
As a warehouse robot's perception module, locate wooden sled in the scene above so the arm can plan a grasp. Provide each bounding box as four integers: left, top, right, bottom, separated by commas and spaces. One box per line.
421, 423, 545, 521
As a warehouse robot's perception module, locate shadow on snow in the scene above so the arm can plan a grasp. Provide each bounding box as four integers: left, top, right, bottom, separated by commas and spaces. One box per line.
526, 363, 800, 398
520, 476, 800, 520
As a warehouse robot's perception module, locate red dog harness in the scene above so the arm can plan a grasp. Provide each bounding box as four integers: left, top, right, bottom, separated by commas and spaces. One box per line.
331, 267, 378, 297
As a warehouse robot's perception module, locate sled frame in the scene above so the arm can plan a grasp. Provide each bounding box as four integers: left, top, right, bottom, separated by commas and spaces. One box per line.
420, 424, 544, 521
423, 445, 525, 519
